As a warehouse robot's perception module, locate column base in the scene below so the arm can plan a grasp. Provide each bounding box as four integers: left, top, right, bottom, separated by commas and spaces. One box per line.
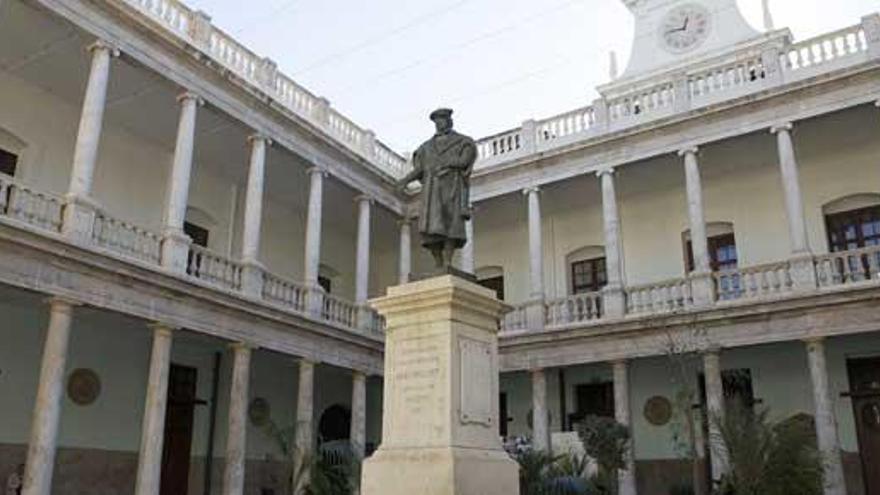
61, 194, 99, 243
602, 286, 626, 318
690, 271, 716, 307
789, 253, 818, 292
362, 446, 518, 495
525, 297, 546, 332
160, 229, 192, 274
240, 261, 264, 298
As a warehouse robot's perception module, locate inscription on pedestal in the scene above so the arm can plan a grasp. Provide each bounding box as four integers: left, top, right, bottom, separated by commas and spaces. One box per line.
394, 336, 441, 413
460, 337, 492, 426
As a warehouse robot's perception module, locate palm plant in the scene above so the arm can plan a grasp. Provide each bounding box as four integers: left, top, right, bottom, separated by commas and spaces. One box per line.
514, 448, 591, 495
577, 415, 631, 495
714, 406, 823, 495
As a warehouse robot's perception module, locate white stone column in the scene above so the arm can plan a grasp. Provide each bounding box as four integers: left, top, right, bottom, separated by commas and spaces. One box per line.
161, 92, 204, 273
303, 167, 326, 315
531, 368, 551, 452
240, 134, 271, 297
62, 41, 119, 242
613, 360, 636, 495
351, 371, 367, 458
460, 214, 475, 274
772, 123, 816, 290
355, 196, 373, 329
703, 348, 728, 483
295, 359, 315, 453
222, 343, 252, 495
134, 324, 174, 495
805, 338, 846, 495
680, 147, 715, 306
598, 168, 626, 316
524, 187, 545, 330
398, 218, 412, 285
22, 298, 78, 495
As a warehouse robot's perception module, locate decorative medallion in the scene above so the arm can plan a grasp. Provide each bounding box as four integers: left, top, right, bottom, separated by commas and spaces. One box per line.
67, 368, 101, 406
249, 397, 271, 427
644, 396, 673, 426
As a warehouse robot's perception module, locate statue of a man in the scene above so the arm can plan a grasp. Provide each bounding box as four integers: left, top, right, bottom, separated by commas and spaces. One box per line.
398, 108, 477, 270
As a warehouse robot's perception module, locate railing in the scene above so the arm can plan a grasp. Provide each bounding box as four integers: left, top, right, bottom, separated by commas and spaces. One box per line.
713, 262, 793, 302
626, 278, 693, 315
186, 244, 243, 291
262, 272, 308, 313
0, 176, 63, 232
501, 304, 528, 332
120, 0, 409, 179
91, 211, 162, 264
783, 24, 868, 74
362, 308, 386, 335
323, 294, 358, 328
689, 56, 767, 103
477, 129, 524, 162
545, 292, 603, 327
607, 81, 675, 122
816, 245, 880, 287
536, 106, 596, 144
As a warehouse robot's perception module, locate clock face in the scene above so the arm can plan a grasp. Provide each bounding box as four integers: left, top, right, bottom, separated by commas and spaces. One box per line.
659, 3, 711, 53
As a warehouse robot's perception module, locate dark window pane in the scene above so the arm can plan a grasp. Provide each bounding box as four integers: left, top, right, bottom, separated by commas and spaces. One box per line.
571, 257, 607, 294
479, 276, 505, 301
826, 205, 880, 252
318, 275, 332, 294
0, 149, 17, 177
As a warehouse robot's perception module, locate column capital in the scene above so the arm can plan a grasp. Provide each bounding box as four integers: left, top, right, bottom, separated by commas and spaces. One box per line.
45, 296, 82, 311
307, 166, 328, 177
352, 369, 369, 379
678, 146, 699, 157
146, 323, 177, 337
595, 166, 616, 178
803, 336, 826, 346
247, 133, 273, 146
355, 194, 374, 205
529, 367, 546, 375
398, 215, 414, 227
611, 358, 629, 367
177, 91, 205, 106
770, 122, 794, 134
522, 186, 541, 196
228, 341, 257, 352
298, 357, 318, 367
703, 344, 724, 356
87, 40, 121, 57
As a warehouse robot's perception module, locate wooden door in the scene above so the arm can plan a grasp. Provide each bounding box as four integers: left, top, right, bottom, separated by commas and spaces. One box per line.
848, 358, 880, 495
160, 364, 198, 495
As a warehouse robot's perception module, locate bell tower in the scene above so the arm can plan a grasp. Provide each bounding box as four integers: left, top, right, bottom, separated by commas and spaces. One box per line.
620, 0, 762, 79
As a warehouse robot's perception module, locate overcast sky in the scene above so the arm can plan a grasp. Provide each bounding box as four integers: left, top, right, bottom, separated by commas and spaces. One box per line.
185, 0, 878, 151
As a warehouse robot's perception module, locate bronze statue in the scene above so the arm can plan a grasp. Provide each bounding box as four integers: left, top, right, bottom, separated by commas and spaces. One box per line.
398, 109, 477, 270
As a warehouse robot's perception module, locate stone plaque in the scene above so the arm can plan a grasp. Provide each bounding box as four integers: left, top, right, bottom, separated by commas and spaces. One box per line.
644, 396, 673, 426
67, 368, 101, 406
459, 337, 492, 426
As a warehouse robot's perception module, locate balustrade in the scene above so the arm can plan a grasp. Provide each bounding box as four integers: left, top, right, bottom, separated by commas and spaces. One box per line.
713, 262, 793, 301
501, 304, 528, 332
186, 244, 243, 291
544, 292, 603, 327
626, 278, 693, 315
783, 24, 868, 73
535, 106, 596, 144
0, 176, 63, 232
689, 56, 766, 102
92, 211, 162, 264
816, 245, 880, 287
323, 294, 358, 328
262, 272, 309, 312
477, 129, 524, 162
607, 82, 675, 122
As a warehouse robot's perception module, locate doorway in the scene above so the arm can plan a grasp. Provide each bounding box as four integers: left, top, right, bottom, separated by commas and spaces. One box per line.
160, 364, 199, 495
848, 357, 880, 495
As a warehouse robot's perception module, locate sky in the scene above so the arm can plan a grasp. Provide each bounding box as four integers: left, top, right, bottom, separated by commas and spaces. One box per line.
184, 0, 879, 152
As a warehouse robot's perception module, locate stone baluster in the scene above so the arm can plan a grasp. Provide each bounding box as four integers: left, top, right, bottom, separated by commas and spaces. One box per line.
597, 168, 626, 317
62, 41, 119, 243
22, 298, 79, 495
304, 167, 326, 315
222, 343, 252, 495
613, 360, 636, 495
161, 92, 204, 272
703, 348, 728, 483
523, 187, 545, 330
240, 134, 271, 297
398, 217, 412, 285
771, 123, 817, 290
351, 371, 367, 459
355, 196, 373, 330
680, 147, 715, 305
134, 325, 175, 495
805, 338, 846, 495
531, 368, 551, 452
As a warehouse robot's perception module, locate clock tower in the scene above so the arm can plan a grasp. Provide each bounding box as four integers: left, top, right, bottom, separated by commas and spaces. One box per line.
619, 0, 762, 79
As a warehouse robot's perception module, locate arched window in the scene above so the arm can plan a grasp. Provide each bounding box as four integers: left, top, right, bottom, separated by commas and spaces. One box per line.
476, 266, 505, 301
565, 246, 607, 295
682, 222, 738, 272
823, 194, 880, 252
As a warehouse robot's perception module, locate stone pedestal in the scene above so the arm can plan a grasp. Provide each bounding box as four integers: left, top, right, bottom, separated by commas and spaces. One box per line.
362, 275, 519, 495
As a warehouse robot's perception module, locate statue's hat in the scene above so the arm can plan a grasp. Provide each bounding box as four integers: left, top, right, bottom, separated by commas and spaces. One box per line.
429, 108, 453, 121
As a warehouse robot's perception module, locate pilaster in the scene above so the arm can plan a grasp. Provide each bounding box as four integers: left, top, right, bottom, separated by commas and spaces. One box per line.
521, 119, 538, 154
672, 73, 691, 113
863, 14, 880, 59
187, 10, 213, 49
